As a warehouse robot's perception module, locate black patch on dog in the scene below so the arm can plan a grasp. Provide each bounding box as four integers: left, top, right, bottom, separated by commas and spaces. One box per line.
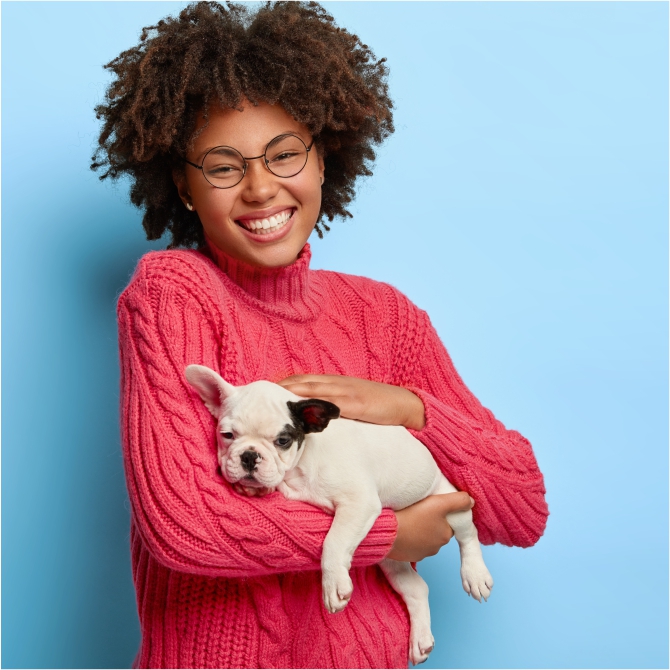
275, 423, 303, 450
287, 399, 340, 443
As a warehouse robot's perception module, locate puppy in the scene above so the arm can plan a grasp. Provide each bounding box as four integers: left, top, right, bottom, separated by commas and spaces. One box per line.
185, 365, 493, 665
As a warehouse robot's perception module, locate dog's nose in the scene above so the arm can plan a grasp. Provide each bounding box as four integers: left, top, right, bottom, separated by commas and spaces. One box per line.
240, 450, 261, 472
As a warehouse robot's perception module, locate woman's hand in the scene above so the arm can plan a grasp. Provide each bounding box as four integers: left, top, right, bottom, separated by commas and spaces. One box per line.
386, 492, 474, 562
276, 374, 426, 430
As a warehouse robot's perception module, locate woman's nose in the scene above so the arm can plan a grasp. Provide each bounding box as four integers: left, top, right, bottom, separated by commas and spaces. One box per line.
240, 159, 279, 203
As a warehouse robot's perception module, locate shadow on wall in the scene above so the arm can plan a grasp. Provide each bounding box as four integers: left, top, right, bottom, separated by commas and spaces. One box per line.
3, 185, 169, 668
68, 194, 172, 668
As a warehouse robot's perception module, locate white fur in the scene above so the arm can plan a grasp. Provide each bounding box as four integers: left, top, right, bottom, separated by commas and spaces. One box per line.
185, 365, 493, 665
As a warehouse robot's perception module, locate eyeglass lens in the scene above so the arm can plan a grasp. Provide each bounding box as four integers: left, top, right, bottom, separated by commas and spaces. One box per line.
201, 134, 309, 188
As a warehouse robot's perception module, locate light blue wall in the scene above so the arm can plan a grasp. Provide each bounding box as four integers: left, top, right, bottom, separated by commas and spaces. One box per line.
2, 2, 667, 668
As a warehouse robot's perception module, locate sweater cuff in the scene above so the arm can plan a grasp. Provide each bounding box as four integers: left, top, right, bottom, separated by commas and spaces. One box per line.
403, 386, 549, 548
350, 507, 398, 566
404, 386, 467, 464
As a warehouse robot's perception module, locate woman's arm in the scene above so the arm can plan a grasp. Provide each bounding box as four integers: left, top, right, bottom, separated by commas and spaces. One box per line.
389, 288, 549, 548
117, 252, 398, 578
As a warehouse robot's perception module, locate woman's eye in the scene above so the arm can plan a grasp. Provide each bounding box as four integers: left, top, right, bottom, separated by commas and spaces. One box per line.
209, 165, 240, 175
221, 432, 234, 440
270, 152, 298, 163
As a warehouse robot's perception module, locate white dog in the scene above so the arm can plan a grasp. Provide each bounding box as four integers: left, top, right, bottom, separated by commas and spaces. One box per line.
185, 365, 493, 665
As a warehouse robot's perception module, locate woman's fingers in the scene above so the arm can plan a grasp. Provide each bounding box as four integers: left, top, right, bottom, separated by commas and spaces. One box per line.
433, 491, 474, 513
276, 374, 421, 427
282, 382, 340, 399
280, 381, 352, 414
278, 378, 372, 425
386, 492, 474, 563
276, 378, 344, 404
277, 374, 340, 391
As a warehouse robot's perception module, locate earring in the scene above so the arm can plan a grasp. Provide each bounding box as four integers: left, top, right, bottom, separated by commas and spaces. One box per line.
186, 202, 194, 211
320, 176, 325, 186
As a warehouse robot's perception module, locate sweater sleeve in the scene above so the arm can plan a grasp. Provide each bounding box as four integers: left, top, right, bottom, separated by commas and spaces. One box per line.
117, 254, 397, 578
386, 287, 549, 548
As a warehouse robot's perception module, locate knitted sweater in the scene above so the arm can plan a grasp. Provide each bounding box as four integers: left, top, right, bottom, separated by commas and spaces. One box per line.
117, 241, 549, 669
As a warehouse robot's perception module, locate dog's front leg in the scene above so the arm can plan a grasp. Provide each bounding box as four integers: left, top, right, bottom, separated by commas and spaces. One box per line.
321, 498, 382, 614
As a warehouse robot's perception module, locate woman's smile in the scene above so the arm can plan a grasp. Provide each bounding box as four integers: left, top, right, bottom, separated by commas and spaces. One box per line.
234, 206, 296, 237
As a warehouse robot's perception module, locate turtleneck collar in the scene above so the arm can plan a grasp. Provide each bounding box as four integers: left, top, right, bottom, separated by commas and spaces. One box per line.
203, 237, 324, 322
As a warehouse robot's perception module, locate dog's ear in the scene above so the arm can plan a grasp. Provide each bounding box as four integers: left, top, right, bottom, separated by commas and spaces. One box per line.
185, 365, 236, 417
287, 399, 340, 434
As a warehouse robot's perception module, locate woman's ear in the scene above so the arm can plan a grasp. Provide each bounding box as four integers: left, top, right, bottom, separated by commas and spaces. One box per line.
173, 169, 195, 212
317, 153, 325, 186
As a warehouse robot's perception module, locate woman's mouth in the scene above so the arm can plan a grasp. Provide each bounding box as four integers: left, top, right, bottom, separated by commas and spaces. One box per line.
235, 208, 294, 236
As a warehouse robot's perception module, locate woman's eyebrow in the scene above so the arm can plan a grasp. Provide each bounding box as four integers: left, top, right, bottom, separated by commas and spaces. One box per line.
197, 131, 308, 160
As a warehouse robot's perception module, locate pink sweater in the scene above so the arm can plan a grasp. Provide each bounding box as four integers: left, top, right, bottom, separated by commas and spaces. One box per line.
117, 241, 549, 669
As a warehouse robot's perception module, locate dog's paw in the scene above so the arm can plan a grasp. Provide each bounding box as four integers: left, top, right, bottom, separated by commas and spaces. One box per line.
322, 569, 354, 614
461, 561, 494, 602
409, 630, 434, 666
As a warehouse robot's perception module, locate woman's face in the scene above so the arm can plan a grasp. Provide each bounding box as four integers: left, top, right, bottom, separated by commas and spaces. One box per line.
175, 101, 325, 268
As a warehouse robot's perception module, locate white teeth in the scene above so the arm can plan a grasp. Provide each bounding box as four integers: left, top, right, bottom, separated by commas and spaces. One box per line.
240, 209, 292, 235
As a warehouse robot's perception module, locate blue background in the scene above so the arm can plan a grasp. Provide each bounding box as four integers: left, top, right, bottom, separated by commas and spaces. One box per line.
2, 2, 667, 668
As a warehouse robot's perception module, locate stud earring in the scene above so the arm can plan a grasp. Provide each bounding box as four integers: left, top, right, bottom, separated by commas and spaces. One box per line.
320, 176, 325, 186
186, 202, 194, 211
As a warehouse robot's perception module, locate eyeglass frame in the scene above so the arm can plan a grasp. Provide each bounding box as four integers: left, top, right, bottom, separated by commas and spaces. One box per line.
183, 133, 315, 189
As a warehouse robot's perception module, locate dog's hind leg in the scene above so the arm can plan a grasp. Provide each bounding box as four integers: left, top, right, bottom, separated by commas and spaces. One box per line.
380, 558, 434, 666
434, 476, 494, 602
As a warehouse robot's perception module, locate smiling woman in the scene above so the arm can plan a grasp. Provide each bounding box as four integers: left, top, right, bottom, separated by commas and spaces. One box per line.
91, 2, 549, 668
3, 0, 666, 667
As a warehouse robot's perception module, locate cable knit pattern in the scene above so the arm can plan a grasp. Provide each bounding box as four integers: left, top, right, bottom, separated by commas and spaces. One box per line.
118, 241, 548, 668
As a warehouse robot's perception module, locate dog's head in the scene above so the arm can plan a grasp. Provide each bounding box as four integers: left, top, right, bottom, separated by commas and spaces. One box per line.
185, 365, 340, 495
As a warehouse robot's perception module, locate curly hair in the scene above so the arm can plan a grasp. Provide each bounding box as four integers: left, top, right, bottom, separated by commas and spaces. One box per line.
91, 1, 394, 248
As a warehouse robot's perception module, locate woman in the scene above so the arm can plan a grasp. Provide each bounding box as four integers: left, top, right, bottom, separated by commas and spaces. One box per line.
93, 2, 549, 667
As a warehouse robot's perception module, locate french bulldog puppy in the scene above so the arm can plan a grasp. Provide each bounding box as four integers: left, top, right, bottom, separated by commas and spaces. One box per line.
185, 364, 493, 665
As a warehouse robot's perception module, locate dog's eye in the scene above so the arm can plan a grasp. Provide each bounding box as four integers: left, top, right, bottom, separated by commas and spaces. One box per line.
221, 432, 234, 440
274, 436, 292, 449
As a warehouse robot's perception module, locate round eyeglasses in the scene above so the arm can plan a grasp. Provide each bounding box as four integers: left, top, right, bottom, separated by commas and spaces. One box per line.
184, 133, 315, 189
